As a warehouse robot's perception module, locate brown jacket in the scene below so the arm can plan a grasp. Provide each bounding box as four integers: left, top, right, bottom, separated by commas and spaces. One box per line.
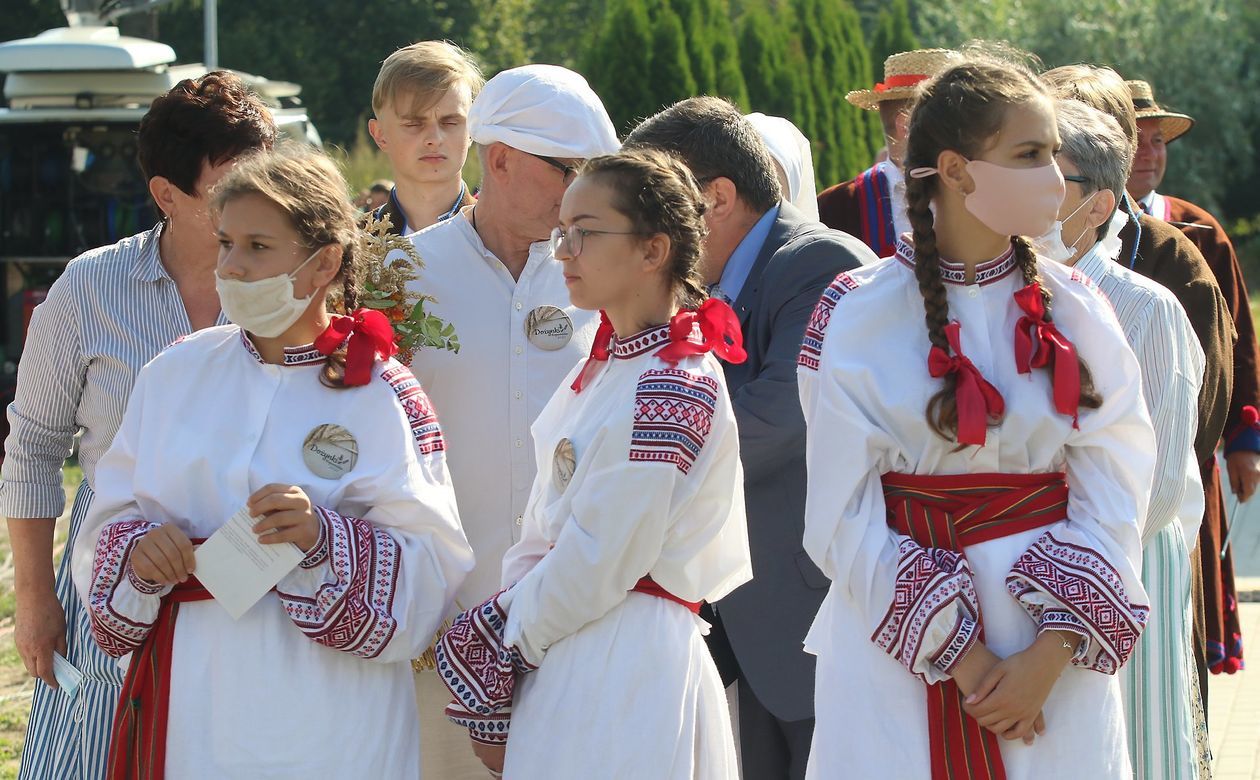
1118, 208, 1233, 465
1161, 196, 1260, 453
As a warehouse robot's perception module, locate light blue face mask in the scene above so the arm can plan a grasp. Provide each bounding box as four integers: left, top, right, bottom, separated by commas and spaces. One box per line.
216, 248, 321, 337
1030, 191, 1098, 263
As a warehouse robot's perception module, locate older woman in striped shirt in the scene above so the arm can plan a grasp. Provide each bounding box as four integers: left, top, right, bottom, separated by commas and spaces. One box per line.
1051, 98, 1210, 779
0, 72, 274, 779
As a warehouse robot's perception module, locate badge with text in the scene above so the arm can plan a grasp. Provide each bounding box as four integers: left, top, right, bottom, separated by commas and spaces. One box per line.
302, 424, 359, 479
525, 305, 574, 350
553, 438, 576, 492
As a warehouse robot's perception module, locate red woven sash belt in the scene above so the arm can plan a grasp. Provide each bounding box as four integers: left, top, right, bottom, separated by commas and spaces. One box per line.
108, 575, 212, 780
880, 471, 1069, 780
632, 575, 701, 613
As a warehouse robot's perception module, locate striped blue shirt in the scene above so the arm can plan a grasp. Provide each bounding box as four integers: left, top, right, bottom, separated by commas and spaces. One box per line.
1, 223, 226, 517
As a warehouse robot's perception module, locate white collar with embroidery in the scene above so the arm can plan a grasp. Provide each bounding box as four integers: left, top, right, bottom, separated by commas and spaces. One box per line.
894, 234, 1017, 286
611, 322, 704, 359
238, 328, 327, 366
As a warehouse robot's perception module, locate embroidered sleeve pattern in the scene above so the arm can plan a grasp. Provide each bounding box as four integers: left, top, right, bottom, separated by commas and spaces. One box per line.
1006, 530, 1149, 673
798, 272, 859, 371
628, 368, 719, 475
275, 506, 403, 659
872, 538, 981, 684
381, 364, 446, 455
88, 518, 162, 657
435, 593, 536, 745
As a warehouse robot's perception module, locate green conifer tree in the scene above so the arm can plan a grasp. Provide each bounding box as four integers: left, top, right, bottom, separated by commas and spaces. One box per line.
584, 0, 657, 133
649, 6, 698, 113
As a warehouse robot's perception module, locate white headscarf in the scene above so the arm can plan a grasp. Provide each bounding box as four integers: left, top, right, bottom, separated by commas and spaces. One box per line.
469, 64, 620, 159
745, 112, 819, 221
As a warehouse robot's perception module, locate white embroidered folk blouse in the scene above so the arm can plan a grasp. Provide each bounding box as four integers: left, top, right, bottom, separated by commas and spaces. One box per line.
406, 210, 600, 609
797, 238, 1156, 779
499, 324, 753, 666
71, 325, 473, 778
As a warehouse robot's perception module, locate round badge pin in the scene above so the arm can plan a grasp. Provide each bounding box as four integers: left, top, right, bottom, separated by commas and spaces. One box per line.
302, 424, 359, 480
525, 305, 574, 351
553, 438, 576, 492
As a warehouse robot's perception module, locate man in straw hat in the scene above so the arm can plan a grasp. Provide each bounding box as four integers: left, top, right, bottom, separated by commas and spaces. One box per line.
816, 48, 961, 258
403, 63, 619, 777
1127, 78, 1253, 678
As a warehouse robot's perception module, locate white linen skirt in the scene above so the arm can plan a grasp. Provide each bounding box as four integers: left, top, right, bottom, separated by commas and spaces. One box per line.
504, 592, 738, 779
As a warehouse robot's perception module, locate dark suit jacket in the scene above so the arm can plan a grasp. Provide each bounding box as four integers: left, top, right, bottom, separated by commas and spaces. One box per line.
705, 201, 876, 723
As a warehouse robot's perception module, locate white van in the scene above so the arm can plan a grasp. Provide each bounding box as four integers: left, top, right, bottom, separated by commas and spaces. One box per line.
0, 23, 321, 400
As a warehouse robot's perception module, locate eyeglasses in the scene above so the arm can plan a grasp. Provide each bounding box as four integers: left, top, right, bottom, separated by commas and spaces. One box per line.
1062, 174, 1091, 185
527, 152, 580, 183
550, 224, 652, 257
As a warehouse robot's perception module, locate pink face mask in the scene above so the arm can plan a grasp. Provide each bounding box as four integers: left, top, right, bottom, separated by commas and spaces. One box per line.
909, 158, 1066, 238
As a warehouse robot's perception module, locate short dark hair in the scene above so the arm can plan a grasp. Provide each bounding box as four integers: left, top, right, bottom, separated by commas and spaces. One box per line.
138, 71, 277, 195
624, 96, 781, 213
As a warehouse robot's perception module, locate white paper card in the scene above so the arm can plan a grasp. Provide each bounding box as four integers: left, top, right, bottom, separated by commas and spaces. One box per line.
53, 652, 83, 698
194, 506, 304, 620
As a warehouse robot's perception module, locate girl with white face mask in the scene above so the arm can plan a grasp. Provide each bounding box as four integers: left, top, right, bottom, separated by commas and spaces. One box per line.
71, 146, 473, 779
797, 53, 1156, 779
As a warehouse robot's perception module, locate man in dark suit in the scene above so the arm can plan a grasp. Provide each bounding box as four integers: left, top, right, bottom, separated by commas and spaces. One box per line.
626, 97, 876, 779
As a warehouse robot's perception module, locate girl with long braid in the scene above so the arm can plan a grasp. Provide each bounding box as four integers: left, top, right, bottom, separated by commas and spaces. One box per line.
797, 56, 1155, 778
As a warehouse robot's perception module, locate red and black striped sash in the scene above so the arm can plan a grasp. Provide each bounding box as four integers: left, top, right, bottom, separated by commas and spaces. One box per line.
108, 574, 212, 780
880, 471, 1069, 780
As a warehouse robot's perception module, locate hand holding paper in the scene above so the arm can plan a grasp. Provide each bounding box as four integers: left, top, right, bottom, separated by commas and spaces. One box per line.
194, 507, 304, 620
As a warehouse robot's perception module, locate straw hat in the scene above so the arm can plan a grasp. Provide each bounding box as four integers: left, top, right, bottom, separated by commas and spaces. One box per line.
1126, 80, 1194, 143
846, 49, 962, 111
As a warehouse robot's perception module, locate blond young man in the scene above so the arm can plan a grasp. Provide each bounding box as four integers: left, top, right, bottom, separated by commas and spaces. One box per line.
369, 41, 482, 235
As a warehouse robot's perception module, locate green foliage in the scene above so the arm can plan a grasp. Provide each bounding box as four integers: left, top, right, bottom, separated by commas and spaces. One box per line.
868, 0, 918, 76
585, 0, 656, 133
649, 7, 698, 111
786, 0, 879, 187
913, 0, 1260, 218
739, 5, 801, 120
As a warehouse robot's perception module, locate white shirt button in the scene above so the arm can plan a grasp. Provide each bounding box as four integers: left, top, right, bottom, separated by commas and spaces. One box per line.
515, 515, 523, 526
515, 390, 522, 399
967, 287, 978, 298
515, 345, 523, 355
515, 302, 523, 310
515, 439, 523, 448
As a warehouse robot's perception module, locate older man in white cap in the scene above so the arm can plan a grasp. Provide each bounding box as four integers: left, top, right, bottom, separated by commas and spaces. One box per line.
403, 64, 619, 778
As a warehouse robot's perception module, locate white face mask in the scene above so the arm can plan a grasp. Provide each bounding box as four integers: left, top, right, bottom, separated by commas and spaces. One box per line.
216, 248, 321, 338
1030, 191, 1098, 263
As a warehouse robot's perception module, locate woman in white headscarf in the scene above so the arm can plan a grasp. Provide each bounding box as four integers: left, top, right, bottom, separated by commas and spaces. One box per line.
746, 113, 819, 221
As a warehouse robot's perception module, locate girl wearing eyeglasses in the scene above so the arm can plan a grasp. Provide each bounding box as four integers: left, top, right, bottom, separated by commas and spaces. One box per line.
436, 148, 752, 778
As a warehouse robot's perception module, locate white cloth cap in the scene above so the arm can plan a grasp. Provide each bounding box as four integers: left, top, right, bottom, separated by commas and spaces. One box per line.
469, 65, 620, 160
746, 112, 819, 221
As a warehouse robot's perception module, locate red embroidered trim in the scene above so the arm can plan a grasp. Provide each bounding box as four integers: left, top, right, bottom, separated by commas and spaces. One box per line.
276, 506, 402, 659
799, 272, 859, 370
628, 369, 719, 475
381, 364, 445, 454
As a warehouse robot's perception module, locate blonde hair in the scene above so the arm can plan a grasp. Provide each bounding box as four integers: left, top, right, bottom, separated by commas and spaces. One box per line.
372, 40, 484, 117
211, 143, 363, 389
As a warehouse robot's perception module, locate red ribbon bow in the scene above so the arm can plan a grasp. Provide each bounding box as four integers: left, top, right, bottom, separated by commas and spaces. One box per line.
1013, 283, 1081, 427
655, 298, 748, 367
315, 308, 398, 386
927, 321, 1005, 446
570, 311, 615, 393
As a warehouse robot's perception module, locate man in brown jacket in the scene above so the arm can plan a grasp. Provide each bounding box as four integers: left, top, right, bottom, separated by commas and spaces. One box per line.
1125, 78, 1252, 676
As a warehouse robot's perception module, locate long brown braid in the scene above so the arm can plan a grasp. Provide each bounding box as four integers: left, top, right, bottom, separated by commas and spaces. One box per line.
903, 54, 1102, 441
